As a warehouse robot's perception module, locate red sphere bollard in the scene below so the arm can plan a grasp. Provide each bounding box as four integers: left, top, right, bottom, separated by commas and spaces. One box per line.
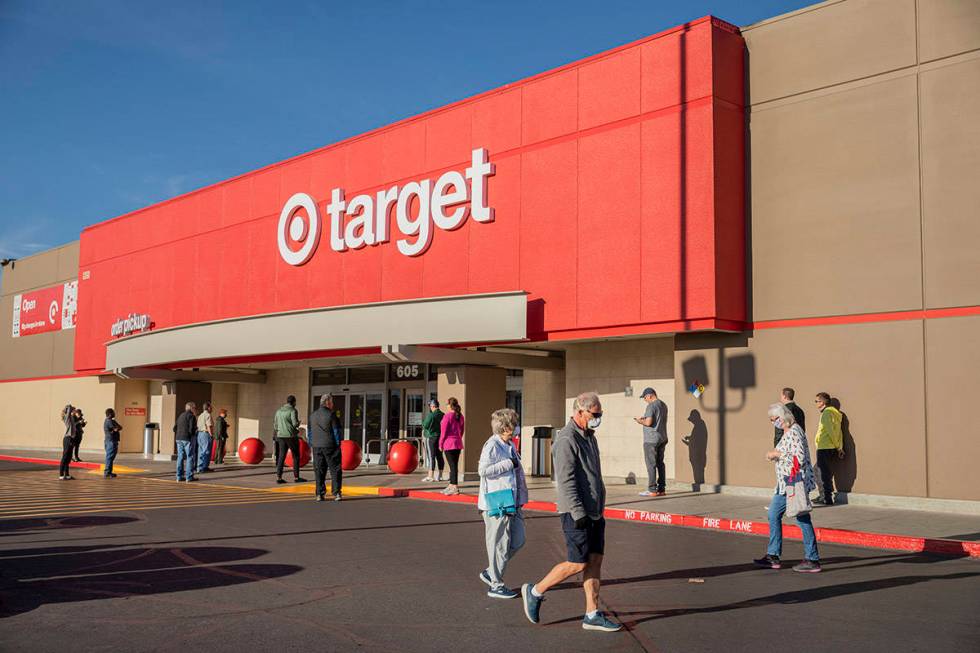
285, 438, 312, 468
237, 437, 265, 465
387, 440, 419, 475
340, 440, 362, 470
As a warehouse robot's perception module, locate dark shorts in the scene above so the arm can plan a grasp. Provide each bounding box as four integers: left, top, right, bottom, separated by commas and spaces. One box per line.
560, 513, 606, 563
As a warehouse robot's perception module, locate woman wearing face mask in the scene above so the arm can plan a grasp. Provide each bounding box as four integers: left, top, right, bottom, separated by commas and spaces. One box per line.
477, 408, 528, 599
72, 408, 87, 462
439, 397, 465, 495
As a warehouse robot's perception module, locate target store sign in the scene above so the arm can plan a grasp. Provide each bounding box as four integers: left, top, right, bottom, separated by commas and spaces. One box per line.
12, 281, 78, 338
278, 148, 495, 265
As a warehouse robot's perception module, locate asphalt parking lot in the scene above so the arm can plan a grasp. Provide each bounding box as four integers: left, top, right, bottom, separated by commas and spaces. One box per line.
1, 461, 978, 652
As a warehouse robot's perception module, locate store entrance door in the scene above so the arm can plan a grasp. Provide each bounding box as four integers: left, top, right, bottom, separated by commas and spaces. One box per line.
345, 392, 383, 455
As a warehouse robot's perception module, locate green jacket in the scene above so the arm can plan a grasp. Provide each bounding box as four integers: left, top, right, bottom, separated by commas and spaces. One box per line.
422, 409, 444, 439
274, 403, 300, 438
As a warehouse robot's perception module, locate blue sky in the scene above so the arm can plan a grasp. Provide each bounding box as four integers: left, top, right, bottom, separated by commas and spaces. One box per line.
0, 0, 811, 261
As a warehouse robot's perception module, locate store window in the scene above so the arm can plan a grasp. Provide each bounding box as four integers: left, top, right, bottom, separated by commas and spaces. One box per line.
349, 365, 385, 384
312, 368, 346, 386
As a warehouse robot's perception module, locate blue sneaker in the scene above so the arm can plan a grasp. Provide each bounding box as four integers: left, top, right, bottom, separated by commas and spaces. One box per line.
521, 583, 543, 624
582, 612, 622, 632
479, 570, 492, 587
487, 586, 519, 599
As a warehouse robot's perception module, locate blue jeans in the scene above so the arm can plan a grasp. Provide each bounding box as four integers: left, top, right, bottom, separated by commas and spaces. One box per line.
767, 492, 819, 561
104, 440, 118, 475
176, 440, 194, 480
197, 431, 213, 471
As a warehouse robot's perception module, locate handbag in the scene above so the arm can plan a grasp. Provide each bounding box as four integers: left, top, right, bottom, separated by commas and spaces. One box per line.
485, 488, 517, 517
784, 456, 812, 518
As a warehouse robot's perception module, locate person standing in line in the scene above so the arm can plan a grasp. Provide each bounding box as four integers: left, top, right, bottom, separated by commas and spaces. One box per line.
59, 404, 77, 480
174, 402, 198, 482
439, 397, 465, 495
422, 399, 445, 483
71, 408, 87, 462
309, 394, 343, 501
754, 403, 821, 572
196, 401, 215, 474
213, 408, 230, 464
478, 408, 528, 599
634, 387, 668, 497
274, 395, 306, 484
774, 387, 806, 447
521, 392, 622, 633
103, 408, 122, 478
813, 392, 844, 505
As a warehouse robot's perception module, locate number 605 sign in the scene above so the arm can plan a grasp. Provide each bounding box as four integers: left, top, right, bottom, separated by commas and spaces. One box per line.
391, 364, 423, 380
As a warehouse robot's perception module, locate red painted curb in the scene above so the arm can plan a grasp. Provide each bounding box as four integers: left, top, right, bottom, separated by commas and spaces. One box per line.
397, 489, 980, 559
0, 454, 102, 470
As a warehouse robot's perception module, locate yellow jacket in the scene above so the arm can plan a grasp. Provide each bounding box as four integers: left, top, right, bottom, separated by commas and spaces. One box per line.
814, 406, 843, 450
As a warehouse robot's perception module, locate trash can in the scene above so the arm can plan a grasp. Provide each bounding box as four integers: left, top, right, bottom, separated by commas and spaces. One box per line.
531, 426, 553, 477
143, 423, 159, 459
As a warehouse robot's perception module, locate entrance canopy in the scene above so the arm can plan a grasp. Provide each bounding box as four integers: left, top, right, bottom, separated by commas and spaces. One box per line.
106, 291, 526, 371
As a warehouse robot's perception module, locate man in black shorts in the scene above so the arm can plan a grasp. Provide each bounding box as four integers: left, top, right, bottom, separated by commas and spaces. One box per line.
521, 391, 621, 632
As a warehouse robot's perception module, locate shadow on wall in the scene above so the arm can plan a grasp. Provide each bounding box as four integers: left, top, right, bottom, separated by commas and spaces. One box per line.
679, 347, 757, 488
831, 396, 858, 496
683, 409, 708, 489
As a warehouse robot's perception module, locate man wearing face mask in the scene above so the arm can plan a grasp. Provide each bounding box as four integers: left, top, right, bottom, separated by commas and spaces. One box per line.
521, 391, 621, 633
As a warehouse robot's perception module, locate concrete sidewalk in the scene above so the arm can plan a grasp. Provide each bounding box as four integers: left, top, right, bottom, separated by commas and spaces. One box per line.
4, 448, 978, 552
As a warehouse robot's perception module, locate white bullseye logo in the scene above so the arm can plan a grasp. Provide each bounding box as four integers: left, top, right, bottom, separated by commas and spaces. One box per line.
277, 193, 320, 266
48, 300, 59, 325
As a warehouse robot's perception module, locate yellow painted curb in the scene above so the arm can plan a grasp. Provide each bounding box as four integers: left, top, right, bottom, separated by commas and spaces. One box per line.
262, 484, 382, 496
85, 464, 146, 475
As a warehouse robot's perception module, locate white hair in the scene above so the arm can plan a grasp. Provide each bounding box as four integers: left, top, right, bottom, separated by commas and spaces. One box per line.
491, 408, 519, 435
573, 391, 601, 413
768, 403, 794, 426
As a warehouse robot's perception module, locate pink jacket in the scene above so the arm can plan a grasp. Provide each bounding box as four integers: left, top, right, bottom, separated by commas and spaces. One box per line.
439, 412, 465, 451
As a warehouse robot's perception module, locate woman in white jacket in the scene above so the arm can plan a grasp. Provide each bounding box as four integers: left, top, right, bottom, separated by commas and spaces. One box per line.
477, 408, 529, 599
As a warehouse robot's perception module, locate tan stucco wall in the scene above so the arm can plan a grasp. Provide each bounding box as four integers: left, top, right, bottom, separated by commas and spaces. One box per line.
674, 323, 928, 497
745, 0, 980, 321
0, 375, 150, 452
437, 365, 507, 475
689, 0, 980, 502
564, 338, 675, 482
237, 367, 309, 450
0, 242, 79, 381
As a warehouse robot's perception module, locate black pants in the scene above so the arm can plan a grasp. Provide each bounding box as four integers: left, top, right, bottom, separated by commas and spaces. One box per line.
214, 437, 227, 463
643, 441, 667, 492
445, 449, 461, 485
276, 437, 300, 479
272, 437, 281, 464
816, 449, 837, 503
313, 447, 342, 497
72, 436, 82, 460
59, 436, 73, 476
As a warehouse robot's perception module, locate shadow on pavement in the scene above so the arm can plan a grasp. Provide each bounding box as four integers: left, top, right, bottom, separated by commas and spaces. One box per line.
0, 544, 301, 618
595, 569, 980, 629
0, 515, 140, 537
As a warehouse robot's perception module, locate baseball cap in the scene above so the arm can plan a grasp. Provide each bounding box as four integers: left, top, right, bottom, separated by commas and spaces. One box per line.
640, 387, 656, 398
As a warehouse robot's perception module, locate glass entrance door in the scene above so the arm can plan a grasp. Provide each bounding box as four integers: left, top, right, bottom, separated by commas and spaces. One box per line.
405, 390, 425, 439
346, 392, 384, 462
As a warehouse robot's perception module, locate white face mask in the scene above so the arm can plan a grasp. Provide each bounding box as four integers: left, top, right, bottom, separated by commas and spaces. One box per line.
587, 415, 602, 430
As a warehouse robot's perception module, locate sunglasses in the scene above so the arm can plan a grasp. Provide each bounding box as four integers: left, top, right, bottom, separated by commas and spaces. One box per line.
581, 410, 603, 419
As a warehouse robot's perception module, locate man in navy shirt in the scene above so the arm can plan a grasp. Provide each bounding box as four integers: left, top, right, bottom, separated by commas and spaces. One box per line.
103, 408, 122, 478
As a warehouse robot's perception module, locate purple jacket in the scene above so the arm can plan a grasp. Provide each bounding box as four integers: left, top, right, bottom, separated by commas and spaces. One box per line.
439, 412, 465, 451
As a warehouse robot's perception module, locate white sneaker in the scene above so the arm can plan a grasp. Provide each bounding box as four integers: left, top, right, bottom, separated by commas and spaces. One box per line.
421, 477, 434, 483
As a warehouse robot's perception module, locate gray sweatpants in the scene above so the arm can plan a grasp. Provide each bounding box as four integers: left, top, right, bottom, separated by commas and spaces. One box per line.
482, 511, 526, 589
